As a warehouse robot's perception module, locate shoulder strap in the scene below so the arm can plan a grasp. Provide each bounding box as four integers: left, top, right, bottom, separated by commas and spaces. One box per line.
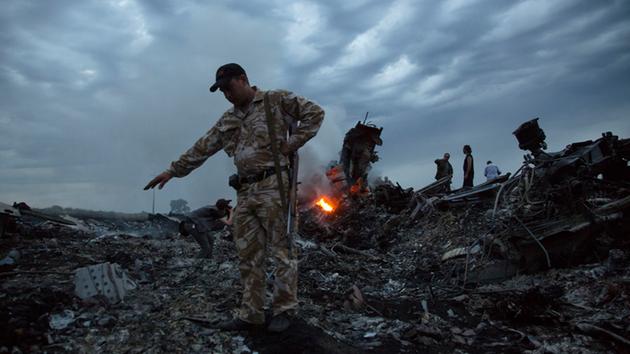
263, 92, 287, 213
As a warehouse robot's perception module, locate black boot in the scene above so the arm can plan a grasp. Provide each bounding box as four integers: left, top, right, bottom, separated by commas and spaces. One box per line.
267, 314, 291, 333
215, 317, 258, 331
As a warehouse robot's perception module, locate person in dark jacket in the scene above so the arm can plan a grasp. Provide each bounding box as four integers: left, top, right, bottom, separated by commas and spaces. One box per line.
462, 145, 474, 188
179, 198, 233, 259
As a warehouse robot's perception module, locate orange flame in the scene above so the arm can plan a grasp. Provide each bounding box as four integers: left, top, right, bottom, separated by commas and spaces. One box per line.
315, 197, 335, 213
349, 177, 369, 195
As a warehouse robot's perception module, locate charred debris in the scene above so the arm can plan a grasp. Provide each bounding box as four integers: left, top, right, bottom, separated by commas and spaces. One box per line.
1, 118, 630, 353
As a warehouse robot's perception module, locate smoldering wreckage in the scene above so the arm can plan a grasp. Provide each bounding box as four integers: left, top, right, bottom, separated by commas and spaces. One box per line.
1, 118, 630, 353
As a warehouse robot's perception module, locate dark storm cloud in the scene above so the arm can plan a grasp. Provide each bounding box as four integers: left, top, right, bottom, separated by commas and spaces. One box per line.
281, 0, 630, 187
1, 0, 629, 211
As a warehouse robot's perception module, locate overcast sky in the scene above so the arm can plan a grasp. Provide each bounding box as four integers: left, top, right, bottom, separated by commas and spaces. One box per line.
1, 0, 629, 212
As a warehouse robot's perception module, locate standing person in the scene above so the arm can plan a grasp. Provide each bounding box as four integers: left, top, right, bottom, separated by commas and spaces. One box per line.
434, 153, 453, 191
144, 63, 324, 332
179, 198, 234, 259
484, 161, 501, 181
463, 145, 474, 188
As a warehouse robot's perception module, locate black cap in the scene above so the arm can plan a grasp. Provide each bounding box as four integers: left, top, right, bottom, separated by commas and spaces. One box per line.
209, 63, 246, 92
216, 198, 232, 209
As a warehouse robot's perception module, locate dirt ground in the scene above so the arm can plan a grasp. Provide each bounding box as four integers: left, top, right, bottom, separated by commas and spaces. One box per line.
1, 197, 629, 353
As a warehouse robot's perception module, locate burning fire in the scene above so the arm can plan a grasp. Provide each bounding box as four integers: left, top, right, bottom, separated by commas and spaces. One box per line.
349, 177, 369, 196
315, 196, 335, 213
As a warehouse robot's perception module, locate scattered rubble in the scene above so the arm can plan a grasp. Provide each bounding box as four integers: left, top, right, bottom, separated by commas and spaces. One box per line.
1, 119, 629, 353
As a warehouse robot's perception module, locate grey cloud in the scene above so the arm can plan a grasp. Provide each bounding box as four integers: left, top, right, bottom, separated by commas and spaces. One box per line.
1, 0, 629, 211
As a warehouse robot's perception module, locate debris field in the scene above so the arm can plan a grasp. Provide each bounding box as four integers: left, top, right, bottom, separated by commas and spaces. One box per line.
1, 119, 629, 353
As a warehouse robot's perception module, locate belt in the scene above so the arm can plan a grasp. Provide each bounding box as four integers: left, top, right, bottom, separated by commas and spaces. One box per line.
239, 166, 288, 185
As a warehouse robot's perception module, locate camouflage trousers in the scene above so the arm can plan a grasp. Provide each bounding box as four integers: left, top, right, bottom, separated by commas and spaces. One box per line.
233, 173, 298, 324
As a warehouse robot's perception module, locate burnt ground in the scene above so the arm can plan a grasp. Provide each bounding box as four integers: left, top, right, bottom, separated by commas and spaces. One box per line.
1, 199, 629, 353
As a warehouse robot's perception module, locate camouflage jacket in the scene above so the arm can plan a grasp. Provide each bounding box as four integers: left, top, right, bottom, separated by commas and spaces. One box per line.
434, 159, 453, 180
167, 87, 324, 177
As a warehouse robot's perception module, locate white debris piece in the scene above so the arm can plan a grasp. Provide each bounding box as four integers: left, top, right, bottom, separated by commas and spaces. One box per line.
49, 310, 75, 330
74, 262, 137, 303
441, 245, 481, 261
0, 249, 20, 266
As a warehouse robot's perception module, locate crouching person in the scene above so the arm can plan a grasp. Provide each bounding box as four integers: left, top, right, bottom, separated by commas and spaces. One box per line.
179, 198, 233, 258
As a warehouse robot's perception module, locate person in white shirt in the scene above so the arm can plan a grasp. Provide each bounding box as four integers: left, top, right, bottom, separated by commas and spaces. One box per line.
484, 160, 501, 181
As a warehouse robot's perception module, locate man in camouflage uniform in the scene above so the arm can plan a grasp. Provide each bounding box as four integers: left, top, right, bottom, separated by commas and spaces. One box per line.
434, 153, 453, 192
144, 63, 324, 332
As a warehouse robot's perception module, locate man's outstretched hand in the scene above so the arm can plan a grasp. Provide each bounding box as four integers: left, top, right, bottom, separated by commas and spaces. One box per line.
144, 171, 173, 190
